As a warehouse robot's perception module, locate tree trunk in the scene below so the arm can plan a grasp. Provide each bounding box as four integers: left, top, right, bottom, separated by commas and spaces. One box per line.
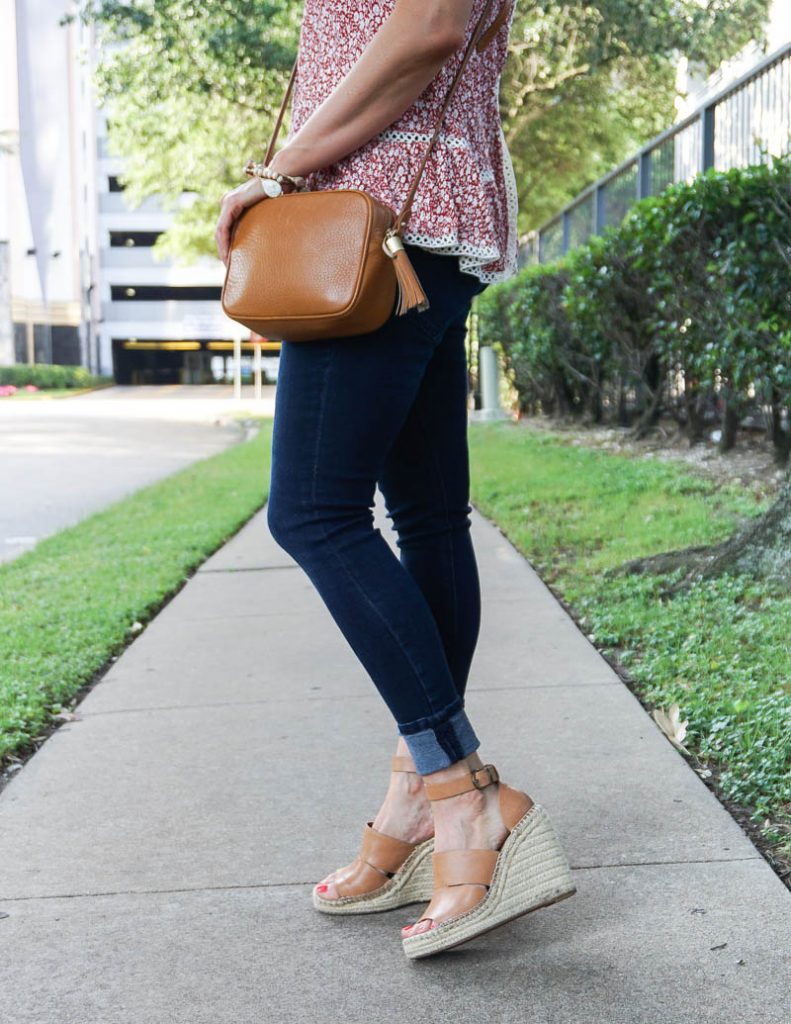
553, 374, 576, 417
613, 479, 791, 590
684, 372, 706, 444
699, 479, 791, 585
769, 393, 791, 465
719, 399, 739, 454
617, 375, 629, 427
586, 368, 603, 423
630, 370, 664, 440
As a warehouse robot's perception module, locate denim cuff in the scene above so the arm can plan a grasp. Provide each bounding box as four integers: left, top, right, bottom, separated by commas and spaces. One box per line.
398, 706, 480, 775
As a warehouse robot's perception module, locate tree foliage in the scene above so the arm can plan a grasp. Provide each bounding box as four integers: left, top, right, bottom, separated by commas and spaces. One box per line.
71, 0, 771, 259
501, 0, 772, 229
71, 1, 301, 260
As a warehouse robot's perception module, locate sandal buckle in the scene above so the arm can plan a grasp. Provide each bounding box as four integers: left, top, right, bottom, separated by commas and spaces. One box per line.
471, 764, 499, 790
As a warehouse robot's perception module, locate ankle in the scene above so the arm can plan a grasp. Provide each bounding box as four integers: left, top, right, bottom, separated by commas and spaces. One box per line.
423, 752, 484, 790
430, 787, 506, 853
397, 769, 429, 800
431, 783, 495, 827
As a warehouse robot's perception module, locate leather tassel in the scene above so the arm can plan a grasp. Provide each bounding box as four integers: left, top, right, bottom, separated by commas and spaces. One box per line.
383, 230, 430, 314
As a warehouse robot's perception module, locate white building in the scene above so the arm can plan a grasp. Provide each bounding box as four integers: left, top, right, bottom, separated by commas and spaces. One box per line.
1, 0, 253, 382
1, 0, 97, 368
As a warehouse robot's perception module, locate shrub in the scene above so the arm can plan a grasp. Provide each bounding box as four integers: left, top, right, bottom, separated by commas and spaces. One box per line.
480, 156, 791, 458
0, 365, 113, 390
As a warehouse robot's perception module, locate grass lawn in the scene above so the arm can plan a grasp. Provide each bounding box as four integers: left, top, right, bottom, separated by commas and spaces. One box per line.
0, 387, 111, 400
469, 420, 791, 867
0, 418, 273, 766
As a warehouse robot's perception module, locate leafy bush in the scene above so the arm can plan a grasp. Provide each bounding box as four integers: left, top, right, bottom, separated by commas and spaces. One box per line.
0, 365, 113, 390
478, 263, 578, 416
481, 157, 791, 459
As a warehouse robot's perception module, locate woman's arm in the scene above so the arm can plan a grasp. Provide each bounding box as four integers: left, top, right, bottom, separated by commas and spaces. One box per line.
216, 0, 476, 263
269, 0, 477, 177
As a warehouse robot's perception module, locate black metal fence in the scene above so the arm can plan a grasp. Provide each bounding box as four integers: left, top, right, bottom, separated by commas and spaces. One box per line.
521, 41, 791, 265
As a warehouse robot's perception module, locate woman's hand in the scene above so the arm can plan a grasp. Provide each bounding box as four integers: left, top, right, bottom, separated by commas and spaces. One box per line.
214, 177, 267, 266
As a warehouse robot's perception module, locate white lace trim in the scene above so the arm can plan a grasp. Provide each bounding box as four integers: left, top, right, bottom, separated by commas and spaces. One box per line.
376, 128, 473, 149
496, 121, 521, 283
402, 235, 514, 285
486, 24, 521, 285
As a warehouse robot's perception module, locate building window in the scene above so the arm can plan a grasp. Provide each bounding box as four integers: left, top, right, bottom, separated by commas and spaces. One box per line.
110, 285, 223, 301
108, 176, 125, 192
109, 231, 162, 248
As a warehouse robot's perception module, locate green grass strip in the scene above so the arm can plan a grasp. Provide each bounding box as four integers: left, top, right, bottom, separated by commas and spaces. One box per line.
0, 419, 273, 763
469, 421, 791, 860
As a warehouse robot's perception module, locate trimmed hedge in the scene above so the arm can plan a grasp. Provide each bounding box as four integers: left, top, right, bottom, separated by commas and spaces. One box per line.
479, 158, 791, 459
0, 364, 113, 390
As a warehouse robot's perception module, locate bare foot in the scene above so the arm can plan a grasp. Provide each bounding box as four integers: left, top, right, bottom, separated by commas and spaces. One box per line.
401, 768, 517, 937
314, 762, 433, 901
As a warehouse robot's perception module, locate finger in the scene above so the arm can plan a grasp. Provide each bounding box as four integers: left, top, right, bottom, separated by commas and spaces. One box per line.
216, 222, 231, 263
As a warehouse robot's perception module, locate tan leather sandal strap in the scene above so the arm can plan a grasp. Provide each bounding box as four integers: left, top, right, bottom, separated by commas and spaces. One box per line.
359, 823, 417, 874
391, 755, 418, 773
499, 781, 535, 831
432, 849, 499, 888
334, 858, 389, 898
423, 764, 499, 801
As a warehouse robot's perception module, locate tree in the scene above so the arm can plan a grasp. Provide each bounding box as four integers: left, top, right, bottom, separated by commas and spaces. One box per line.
69, 0, 301, 262
71, 0, 771, 256
501, 0, 772, 231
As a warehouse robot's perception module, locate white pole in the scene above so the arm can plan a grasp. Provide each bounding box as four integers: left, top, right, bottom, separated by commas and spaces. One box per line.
253, 341, 262, 401
233, 335, 242, 400
479, 345, 504, 420
0, 241, 13, 366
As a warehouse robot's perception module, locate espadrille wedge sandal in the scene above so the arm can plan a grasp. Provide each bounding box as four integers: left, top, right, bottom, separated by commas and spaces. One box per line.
312, 755, 434, 915
402, 764, 576, 959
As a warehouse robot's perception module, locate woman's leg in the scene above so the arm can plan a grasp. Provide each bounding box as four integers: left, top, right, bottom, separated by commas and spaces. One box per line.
377, 308, 481, 700
266, 247, 483, 773
314, 293, 483, 898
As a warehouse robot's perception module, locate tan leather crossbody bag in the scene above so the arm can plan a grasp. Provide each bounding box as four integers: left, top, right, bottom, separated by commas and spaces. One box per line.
220, 0, 506, 342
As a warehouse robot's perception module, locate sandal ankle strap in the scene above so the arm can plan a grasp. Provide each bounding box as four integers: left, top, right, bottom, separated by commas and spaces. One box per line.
391, 755, 418, 773
423, 764, 499, 801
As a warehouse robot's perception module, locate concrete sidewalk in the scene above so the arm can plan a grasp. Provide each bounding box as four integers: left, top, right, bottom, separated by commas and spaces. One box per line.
0, 494, 788, 1023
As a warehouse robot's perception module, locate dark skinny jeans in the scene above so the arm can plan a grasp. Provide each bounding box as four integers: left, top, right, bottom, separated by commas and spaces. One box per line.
266, 244, 488, 775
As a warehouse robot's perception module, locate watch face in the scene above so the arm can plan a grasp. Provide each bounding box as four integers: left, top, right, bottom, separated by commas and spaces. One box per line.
262, 178, 282, 198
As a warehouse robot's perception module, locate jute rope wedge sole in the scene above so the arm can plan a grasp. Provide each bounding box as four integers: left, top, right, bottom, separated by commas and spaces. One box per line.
313, 755, 435, 915
402, 765, 576, 960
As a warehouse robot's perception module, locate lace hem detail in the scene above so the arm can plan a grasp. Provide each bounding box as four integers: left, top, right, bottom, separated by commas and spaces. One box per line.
402, 233, 507, 284
377, 129, 473, 149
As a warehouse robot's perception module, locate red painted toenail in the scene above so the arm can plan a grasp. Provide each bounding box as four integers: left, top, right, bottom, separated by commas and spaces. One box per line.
316, 884, 328, 893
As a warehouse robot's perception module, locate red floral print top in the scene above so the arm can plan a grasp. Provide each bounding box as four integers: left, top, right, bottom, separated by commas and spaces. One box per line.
286, 0, 519, 285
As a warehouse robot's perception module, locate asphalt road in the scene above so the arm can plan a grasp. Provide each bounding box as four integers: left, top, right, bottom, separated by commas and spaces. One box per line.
0, 385, 275, 563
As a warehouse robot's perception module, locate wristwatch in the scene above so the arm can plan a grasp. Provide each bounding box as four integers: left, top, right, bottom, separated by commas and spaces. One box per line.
259, 177, 284, 198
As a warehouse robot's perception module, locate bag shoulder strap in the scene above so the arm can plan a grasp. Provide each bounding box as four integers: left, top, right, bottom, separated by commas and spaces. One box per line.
261, 0, 505, 233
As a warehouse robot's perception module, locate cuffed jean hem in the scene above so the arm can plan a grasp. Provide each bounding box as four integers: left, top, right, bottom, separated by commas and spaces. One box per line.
398, 706, 481, 775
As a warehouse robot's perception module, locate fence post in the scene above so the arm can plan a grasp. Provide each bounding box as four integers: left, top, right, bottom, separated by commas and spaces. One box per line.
702, 103, 716, 171
595, 184, 606, 234
637, 150, 652, 199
